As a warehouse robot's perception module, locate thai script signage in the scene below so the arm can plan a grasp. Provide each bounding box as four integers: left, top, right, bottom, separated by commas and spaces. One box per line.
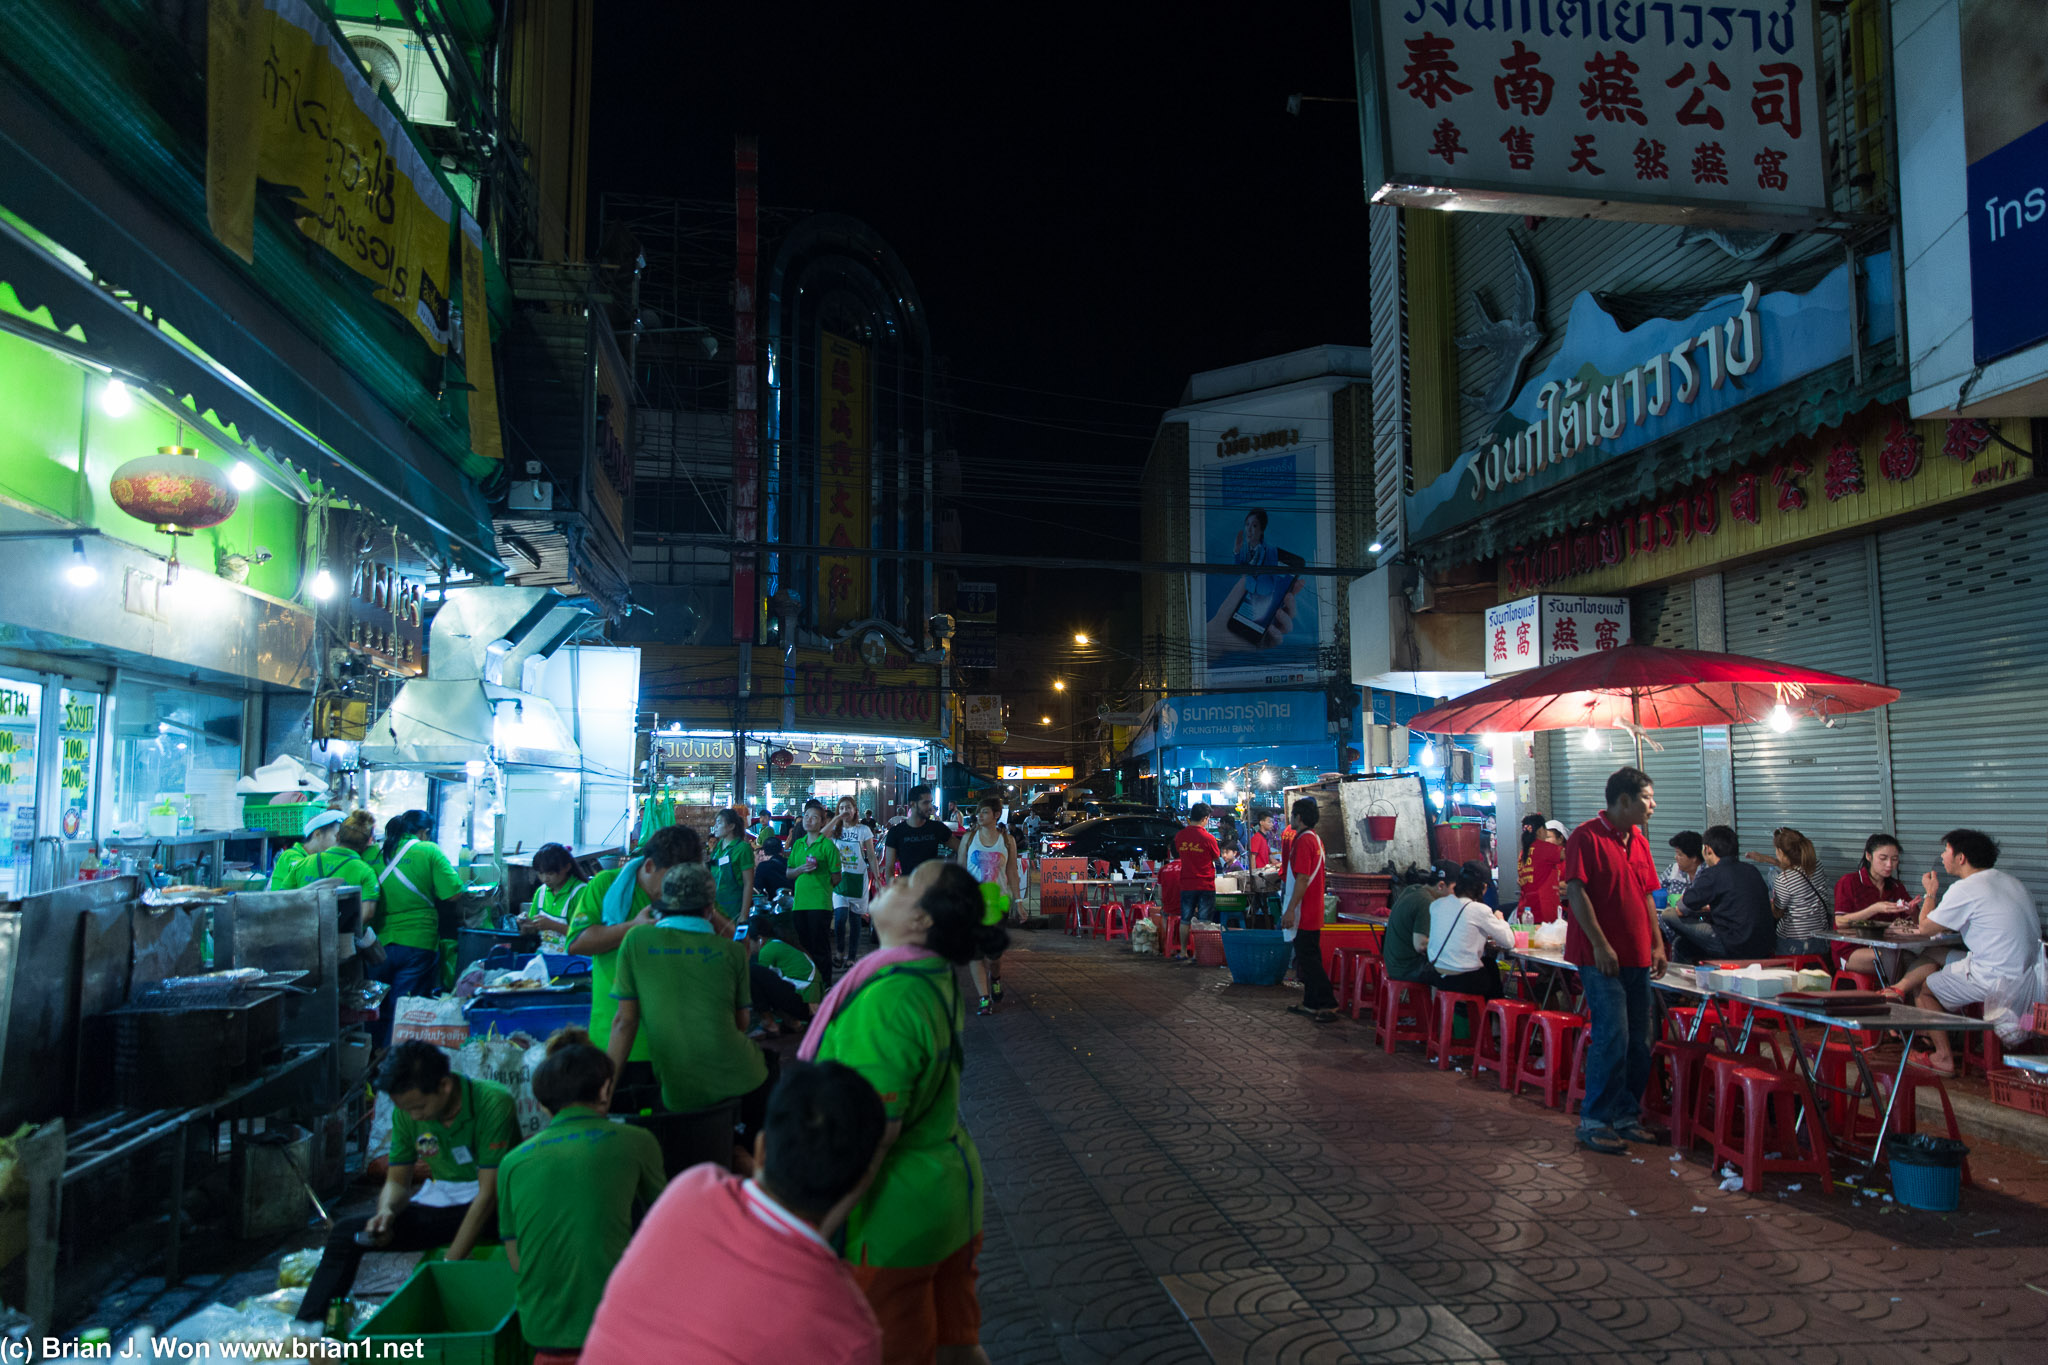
1498, 413, 2035, 594
1409, 253, 1892, 543
1154, 691, 1327, 748
207, 0, 457, 353
1960, 3, 2048, 363
1355, 0, 1827, 224
1485, 594, 1630, 673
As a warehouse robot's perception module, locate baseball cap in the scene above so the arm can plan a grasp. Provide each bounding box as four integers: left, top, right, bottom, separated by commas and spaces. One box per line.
656, 863, 716, 915
1544, 819, 1569, 836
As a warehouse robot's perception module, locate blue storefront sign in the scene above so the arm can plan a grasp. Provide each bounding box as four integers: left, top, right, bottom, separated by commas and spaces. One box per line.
1407, 254, 1895, 544
1153, 691, 1326, 749
1968, 119, 2048, 365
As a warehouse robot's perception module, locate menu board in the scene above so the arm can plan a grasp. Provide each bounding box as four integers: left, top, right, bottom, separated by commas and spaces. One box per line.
58, 690, 98, 841
0, 680, 40, 898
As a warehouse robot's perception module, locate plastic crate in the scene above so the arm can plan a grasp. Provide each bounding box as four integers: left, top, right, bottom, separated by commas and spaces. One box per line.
352, 1259, 529, 1365
240, 798, 322, 837
1190, 927, 1227, 968
1220, 928, 1294, 986
467, 1000, 590, 1042
1986, 1068, 2048, 1119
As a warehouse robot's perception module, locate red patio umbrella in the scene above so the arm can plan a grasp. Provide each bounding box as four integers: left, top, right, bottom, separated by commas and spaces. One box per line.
1404, 644, 1900, 767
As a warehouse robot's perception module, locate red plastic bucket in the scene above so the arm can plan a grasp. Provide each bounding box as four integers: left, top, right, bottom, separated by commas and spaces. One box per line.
1364, 814, 1398, 841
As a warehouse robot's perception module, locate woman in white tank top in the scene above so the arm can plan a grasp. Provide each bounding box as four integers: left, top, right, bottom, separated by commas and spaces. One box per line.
958, 798, 1020, 1015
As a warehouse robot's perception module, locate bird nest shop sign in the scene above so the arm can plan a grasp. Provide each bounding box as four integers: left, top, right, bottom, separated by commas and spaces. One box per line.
1352, 0, 1830, 227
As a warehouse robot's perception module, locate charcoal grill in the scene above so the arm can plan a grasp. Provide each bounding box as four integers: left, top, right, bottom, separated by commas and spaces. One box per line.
109, 985, 284, 1109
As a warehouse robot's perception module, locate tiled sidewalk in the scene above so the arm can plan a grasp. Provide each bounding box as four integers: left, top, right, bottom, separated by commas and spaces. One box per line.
961, 934, 2048, 1364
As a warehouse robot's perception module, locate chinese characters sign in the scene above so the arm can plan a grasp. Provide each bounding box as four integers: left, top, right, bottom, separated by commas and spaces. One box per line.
1359, 0, 1827, 223
818, 332, 869, 633
1483, 594, 1629, 675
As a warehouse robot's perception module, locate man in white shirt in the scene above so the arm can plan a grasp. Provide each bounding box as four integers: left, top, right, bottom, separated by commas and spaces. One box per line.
1896, 828, 2048, 1072
1425, 864, 1517, 999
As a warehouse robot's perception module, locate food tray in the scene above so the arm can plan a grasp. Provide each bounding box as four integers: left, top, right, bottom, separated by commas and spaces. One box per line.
1986, 1068, 2048, 1119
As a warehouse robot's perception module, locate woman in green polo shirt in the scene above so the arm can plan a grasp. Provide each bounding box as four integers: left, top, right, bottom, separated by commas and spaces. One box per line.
565, 824, 700, 1105
375, 808, 464, 1004
785, 800, 841, 989
271, 809, 381, 910
709, 809, 757, 922
802, 859, 1002, 1364
518, 843, 587, 954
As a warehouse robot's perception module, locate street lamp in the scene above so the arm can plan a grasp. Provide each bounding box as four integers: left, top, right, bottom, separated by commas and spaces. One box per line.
1053, 679, 1066, 691
1073, 633, 1091, 645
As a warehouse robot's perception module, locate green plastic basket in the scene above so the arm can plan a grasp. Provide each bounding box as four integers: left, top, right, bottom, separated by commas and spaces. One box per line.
351, 1258, 530, 1365
241, 798, 322, 837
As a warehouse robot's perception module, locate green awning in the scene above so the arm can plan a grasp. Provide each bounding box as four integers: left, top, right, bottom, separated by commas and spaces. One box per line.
0, 83, 502, 576
1416, 355, 1908, 569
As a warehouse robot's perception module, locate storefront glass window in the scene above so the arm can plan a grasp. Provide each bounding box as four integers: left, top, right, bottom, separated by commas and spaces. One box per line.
110, 680, 242, 831
0, 674, 42, 899
57, 688, 100, 843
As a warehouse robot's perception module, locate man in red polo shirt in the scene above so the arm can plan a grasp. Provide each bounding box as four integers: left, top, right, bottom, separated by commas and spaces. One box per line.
1173, 804, 1221, 924
1562, 765, 1665, 1156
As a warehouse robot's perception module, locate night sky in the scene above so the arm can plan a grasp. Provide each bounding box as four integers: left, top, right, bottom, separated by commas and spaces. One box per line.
588, 3, 1369, 632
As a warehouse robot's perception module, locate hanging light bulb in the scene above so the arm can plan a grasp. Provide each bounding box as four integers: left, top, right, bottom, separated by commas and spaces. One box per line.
1580, 727, 1605, 752
65, 537, 97, 587
310, 568, 337, 601
229, 460, 258, 492
1768, 704, 1796, 733
1419, 740, 1438, 766
99, 379, 133, 418
1368, 540, 1384, 554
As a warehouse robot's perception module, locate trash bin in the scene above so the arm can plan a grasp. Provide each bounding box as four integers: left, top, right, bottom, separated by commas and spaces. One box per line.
1220, 929, 1293, 986
1887, 1134, 1969, 1211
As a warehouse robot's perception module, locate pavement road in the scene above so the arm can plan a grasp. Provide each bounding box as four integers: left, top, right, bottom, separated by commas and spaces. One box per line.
964, 934, 2048, 1365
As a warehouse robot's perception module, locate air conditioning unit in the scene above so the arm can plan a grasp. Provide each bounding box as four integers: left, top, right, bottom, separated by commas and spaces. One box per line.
337, 20, 453, 128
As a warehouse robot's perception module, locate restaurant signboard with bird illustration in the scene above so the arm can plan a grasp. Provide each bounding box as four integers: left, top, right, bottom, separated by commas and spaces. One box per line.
1407, 252, 1897, 543
1350, 0, 1829, 226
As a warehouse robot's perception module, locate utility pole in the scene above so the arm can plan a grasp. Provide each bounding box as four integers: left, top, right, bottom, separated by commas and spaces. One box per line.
731, 135, 759, 810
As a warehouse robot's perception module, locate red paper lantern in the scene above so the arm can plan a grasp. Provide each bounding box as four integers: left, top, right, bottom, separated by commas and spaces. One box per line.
108, 445, 237, 534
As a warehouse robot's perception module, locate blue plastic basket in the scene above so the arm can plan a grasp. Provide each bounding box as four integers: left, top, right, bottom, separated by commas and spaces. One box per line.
466, 1000, 589, 1042
1220, 928, 1294, 986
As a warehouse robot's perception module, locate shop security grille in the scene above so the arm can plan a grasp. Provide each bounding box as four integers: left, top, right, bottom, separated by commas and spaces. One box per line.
1877, 491, 2048, 925
1724, 539, 1888, 884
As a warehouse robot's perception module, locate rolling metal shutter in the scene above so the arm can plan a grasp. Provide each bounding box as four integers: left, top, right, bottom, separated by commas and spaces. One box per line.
1724, 540, 1887, 883
1877, 491, 2048, 924
1537, 583, 1704, 847
1632, 583, 1708, 854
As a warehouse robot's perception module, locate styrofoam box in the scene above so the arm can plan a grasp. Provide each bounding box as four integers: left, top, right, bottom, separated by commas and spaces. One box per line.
1724, 969, 1800, 998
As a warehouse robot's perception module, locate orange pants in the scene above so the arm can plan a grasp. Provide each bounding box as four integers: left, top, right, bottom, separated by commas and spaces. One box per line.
849, 1234, 982, 1364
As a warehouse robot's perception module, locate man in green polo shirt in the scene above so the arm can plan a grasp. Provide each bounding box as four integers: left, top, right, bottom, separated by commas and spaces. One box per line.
566, 825, 701, 1093
295, 1042, 521, 1331
607, 864, 771, 1171
499, 1029, 666, 1357
374, 809, 465, 1005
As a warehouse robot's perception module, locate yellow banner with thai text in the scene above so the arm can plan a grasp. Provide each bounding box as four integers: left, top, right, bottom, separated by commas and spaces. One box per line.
207, 0, 455, 355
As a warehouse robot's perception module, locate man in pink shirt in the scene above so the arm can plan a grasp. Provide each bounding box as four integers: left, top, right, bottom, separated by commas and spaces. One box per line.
582, 1061, 887, 1365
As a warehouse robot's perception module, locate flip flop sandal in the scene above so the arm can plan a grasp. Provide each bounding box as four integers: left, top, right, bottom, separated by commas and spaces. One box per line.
1579, 1128, 1630, 1155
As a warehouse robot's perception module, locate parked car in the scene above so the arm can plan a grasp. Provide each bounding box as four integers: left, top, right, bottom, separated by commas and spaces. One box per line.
1036, 814, 1183, 864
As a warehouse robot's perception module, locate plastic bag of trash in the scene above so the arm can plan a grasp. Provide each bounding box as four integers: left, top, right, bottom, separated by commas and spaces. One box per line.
248, 1287, 305, 1317
277, 1248, 322, 1289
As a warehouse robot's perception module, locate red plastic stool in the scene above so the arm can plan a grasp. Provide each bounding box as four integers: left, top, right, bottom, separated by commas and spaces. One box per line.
1348, 954, 1385, 1021
1103, 902, 1131, 942
1664, 1003, 1726, 1044
1511, 1010, 1586, 1109
1708, 1065, 1830, 1193
1833, 970, 1881, 992
1373, 976, 1431, 1054
1428, 991, 1486, 1071
1691, 1052, 1749, 1153
1329, 946, 1373, 1013
1958, 1006, 2005, 1076
1162, 913, 1184, 958
1645, 1040, 1716, 1145
1073, 900, 1101, 939
1474, 998, 1538, 1090
1564, 1027, 1591, 1115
